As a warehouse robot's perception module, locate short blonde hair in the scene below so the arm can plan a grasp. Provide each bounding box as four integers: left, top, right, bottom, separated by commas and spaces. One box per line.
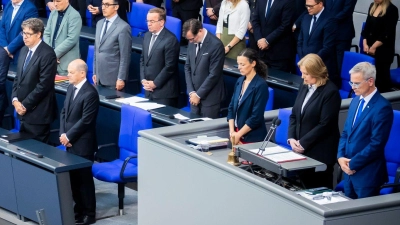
297, 54, 328, 87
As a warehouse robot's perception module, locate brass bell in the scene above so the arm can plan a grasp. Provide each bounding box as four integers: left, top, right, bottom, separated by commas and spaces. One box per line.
227, 136, 240, 166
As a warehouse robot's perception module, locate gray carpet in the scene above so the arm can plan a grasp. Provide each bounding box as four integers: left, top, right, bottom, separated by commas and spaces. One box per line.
94, 179, 138, 225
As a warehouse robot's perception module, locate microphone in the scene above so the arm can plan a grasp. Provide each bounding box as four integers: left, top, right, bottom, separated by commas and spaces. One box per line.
258, 118, 281, 154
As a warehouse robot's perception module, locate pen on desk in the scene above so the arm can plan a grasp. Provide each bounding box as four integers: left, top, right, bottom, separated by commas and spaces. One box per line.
17, 148, 44, 158
268, 77, 294, 85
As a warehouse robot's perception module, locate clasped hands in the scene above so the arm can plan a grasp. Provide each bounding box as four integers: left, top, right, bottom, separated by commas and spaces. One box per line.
257, 38, 269, 51
59, 133, 72, 147
4, 47, 13, 59
13, 101, 26, 116
142, 79, 156, 92
338, 157, 356, 175
229, 131, 243, 145
189, 92, 200, 106
289, 139, 304, 154
363, 44, 376, 56
206, 8, 217, 20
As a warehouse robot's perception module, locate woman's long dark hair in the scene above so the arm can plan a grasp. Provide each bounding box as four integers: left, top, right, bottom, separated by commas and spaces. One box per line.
237, 48, 268, 79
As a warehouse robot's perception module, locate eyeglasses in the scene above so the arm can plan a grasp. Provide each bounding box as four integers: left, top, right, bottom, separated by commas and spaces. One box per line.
146, 20, 161, 24
102, 3, 118, 8
348, 78, 371, 88
20, 31, 35, 38
305, 3, 319, 9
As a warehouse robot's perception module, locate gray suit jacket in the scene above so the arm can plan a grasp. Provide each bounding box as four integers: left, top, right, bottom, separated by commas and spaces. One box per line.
43, 6, 82, 75
140, 28, 180, 98
94, 16, 132, 86
184, 31, 225, 106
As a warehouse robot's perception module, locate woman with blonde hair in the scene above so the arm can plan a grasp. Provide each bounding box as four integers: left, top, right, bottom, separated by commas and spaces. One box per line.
288, 54, 341, 189
216, 0, 250, 59
362, 0, 398, 92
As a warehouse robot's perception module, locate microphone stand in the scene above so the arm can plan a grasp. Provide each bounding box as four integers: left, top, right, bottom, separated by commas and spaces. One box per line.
257, 118, 277, 155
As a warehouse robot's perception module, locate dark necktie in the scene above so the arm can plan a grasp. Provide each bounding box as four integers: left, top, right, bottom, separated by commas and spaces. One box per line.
265, 0, 272, 18
353, 99, 365, 127
23, 50, 32, 72
148, 34, 157, 56
71, 87, 77, 102
101, 20, 109, 41
310, 15, 317, 34
195, 43, 202, 62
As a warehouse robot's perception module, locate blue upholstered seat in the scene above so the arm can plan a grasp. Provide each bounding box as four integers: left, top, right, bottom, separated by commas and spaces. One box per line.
129, 3, 155, 37
274, 108, 291, 149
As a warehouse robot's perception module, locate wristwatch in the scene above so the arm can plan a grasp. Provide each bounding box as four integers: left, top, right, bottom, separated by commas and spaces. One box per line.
227, 44, 232, 50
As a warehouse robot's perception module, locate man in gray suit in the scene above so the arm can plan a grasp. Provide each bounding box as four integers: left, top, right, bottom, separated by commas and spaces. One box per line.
43, 0, 82, 75
183, 19, 225, 119
140, 8, 180, 107
93, 0, 131, 91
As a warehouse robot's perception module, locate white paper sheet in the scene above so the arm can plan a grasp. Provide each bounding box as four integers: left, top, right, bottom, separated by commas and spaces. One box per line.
130, 102, 165, 110
174, 113, 189, 120
249, 146, 290, 156
297, 192, 349, 205
115, 96, 148, 104
265, 151, 306, 163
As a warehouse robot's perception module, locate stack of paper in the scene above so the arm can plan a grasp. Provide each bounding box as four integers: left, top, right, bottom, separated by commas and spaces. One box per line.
249, 146, 290, 156
130, 102, 165, 110
265, 151, 306, 163
174, 113, 189, 120
115, 96, 148, 104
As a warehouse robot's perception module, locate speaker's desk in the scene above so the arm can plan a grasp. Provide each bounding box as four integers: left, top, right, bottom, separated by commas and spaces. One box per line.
0, 128, 91, 225
137, 113, 400, 225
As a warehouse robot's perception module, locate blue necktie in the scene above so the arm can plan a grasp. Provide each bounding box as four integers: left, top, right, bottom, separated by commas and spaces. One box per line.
101, 20, 109, 41
353, 99, 365, 126
309, 15, 317, 34
23, 50, 32, 72
265, 0, 272, 18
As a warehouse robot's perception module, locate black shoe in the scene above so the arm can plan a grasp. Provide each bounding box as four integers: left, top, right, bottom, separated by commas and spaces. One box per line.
75, 215, 95, 225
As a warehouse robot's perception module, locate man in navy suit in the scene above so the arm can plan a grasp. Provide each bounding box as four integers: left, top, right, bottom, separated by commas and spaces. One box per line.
0, 0, 37, 125
297, 0, 339, 86
325, 0, 358, 75
338, 62, 393, 199
252, 0, 295, 72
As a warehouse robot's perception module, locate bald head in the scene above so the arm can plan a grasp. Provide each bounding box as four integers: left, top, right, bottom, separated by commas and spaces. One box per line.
68, 59, 88, 85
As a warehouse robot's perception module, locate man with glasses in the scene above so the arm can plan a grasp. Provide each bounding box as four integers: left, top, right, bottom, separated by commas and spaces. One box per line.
140, 8, 180, 107
93, 0, 131, 91
0, 0, 37, 126
338, 62, 393, 199
297, 0, 340, 87
11, 18, 57, 143
183, 19, 225, 119
43, 0, 82, 75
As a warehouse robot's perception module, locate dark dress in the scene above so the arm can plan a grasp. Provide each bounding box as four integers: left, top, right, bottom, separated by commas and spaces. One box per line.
361, 3, 399, 92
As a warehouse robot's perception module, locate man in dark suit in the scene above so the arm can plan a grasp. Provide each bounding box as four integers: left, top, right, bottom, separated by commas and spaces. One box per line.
205, 0, 222, 25
60, 59, 99, 225
0, 0, 38, 126
252, 0, 295, 72
297, 0, 339, 86
173, 0, 202, 45
325, 0, 358, 75
338, 62, 393, 199
11, 18, 57, 143
183, 19, 225, 119
140, 8, 180, 107
136, 0, 163, 7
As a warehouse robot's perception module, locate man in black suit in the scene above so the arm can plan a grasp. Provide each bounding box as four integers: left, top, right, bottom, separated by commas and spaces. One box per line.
11, 18, 57, 143
173, 0, 202, 45
252, 0, 295, 72
141, 8, 180, 107
60, 59, 99, 225
297, 0, 339, 86
325, 0, 357, 75
183, 19, 225, 119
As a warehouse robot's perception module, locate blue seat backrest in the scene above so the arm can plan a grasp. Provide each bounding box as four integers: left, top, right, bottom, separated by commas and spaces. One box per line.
165, 16, 181, 42
265, 87, 274, 111
86, 9, 92, 27
87, 45, 94, 84
203, 5, 210, 24
340, 51, 375, 97
295, 54, 302, 76
385, 110, 400, 180
165, 0, 173, 16
274, 108, 291, 149
119, 104, 152, 160
129, 3, 155, 37
203, 23, 216, 35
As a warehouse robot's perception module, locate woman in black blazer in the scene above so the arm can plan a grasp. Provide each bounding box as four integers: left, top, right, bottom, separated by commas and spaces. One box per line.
362, 0, 399, 92
288, 54, 341, 189
227, 48, 269, 145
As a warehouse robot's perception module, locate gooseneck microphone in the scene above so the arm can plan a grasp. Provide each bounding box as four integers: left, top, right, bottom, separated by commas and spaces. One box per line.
257, 118, 282, 154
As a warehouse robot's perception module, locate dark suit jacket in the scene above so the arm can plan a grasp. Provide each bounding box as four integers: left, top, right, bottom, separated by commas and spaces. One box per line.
227, 75, 269, 143
338, 92, 393, 188
172, 0, 203, 11
140, 28, 180, 99
184, 32, 225, 107
86, 0, 129, 25
0, 0, 38, 61
11, 41, 57, 125
297, 10, 338, 77
60, 81, 100, 157
144, 0, 163, 7
288, 80, 341, 165
252, 0, 295, 60
205, 0, 222, 17
325, 0, 357, 41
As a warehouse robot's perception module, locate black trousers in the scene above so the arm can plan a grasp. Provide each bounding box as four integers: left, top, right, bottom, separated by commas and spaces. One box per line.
19, 122, 50, 143
190, 103, 220, 119
147, 94, 178, 108
69, 164, 96, 217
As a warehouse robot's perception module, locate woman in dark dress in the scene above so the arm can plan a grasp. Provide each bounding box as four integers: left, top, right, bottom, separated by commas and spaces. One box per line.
362, 0, 399, 93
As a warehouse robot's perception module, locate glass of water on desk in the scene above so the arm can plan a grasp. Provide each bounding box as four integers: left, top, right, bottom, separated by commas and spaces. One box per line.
200, 141, 210, 152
